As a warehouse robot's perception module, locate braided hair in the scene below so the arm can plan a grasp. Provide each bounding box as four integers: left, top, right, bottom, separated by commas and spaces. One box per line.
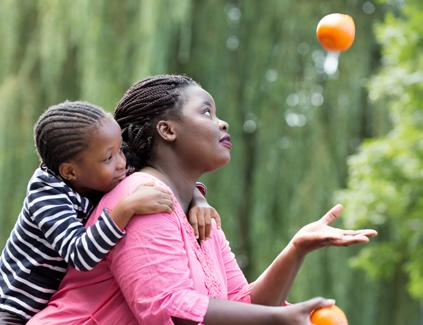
114, 74, 197, 171
34, 101, 107, 174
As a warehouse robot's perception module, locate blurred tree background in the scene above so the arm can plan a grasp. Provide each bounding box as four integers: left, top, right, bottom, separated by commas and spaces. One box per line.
0, 0, 421, 324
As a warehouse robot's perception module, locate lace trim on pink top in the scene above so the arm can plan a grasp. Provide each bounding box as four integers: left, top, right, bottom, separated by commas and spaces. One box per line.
174, 197, 226, 299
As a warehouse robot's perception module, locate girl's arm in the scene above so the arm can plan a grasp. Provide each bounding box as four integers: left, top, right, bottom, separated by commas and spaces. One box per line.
28, 177, 124, 271
29, 177, 172, 271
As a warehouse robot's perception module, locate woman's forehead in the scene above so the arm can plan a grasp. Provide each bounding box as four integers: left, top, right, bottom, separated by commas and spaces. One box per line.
182, 85, 215, 108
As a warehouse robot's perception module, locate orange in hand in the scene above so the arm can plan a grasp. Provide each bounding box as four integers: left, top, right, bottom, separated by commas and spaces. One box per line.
316, 13, 355, 52
310, 305, 348, 325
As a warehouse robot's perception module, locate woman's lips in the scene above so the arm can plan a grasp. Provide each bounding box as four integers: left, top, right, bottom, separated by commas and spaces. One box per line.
219, 135, 232, 149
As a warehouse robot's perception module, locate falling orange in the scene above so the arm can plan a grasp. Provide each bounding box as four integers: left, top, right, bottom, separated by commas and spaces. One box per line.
310, 305, 349, 325
316, 13, 355, 52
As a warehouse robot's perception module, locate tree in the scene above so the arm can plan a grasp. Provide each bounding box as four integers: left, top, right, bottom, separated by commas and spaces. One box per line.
1, 1, 416, 323
338, 0, 423, 323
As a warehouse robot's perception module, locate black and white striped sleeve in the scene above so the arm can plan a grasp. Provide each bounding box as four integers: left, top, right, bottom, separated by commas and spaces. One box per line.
27, 179, 125, 271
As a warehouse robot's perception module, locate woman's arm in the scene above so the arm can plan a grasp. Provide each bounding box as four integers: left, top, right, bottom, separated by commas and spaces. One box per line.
249, 204, 377, 305
107, 203, 334, 325
174, 297, 335, 325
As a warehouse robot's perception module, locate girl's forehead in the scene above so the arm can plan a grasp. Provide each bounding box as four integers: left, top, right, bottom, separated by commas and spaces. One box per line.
91, 116, 121, 137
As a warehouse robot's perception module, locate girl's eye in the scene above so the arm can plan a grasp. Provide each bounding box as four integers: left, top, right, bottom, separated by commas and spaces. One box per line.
203, 108, 212, 117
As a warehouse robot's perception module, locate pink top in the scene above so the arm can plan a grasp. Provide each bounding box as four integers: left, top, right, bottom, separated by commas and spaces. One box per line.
29, 172, 252, 325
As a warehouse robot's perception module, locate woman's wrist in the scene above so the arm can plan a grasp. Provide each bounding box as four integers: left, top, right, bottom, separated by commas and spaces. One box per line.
286, 241, 307, 261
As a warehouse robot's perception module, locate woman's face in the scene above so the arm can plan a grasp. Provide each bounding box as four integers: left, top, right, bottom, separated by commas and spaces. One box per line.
173, 85, 232, 172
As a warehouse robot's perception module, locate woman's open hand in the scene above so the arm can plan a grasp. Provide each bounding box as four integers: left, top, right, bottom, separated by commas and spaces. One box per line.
290, 204, 377, 257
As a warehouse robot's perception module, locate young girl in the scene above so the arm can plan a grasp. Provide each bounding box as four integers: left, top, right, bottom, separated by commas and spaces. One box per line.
0, 101, 218, 324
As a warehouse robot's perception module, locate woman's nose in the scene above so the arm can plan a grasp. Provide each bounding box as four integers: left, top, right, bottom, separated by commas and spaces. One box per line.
218, 118, 229, 131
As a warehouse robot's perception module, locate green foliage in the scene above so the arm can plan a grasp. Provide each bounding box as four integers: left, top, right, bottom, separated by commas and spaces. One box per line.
338, 0, 423, 301
0, 0, 420, 323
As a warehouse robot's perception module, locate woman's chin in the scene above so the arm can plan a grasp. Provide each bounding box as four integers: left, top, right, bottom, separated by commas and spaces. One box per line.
208, 155, 231, 172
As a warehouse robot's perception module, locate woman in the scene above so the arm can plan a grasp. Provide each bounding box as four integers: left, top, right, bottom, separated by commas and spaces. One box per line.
29, 75, 376, 324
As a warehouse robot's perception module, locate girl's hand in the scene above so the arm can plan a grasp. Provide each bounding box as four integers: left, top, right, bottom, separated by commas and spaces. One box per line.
274, 297, 335, 325
290, 204, 377, 257
128, 181, 173, 214
109, 180, 173, 230
188, 205, 221, 241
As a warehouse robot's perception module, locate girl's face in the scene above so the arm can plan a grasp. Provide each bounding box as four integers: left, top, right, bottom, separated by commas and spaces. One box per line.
172, 85, 231, 172
67, 116, 127, 195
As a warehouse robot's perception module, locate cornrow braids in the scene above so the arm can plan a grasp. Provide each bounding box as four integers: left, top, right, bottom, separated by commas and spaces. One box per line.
34, 101, 107, 174
114, 74, 197, 170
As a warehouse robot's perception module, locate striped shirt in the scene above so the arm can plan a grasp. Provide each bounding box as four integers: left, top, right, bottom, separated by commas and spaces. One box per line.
0, 167, 125, 320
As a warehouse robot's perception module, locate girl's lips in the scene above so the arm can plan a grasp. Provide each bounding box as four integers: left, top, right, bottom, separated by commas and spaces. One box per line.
116, 171, 128, 181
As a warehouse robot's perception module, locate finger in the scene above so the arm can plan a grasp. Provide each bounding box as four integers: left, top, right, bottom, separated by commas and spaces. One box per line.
151, 191, 173, 204
151, 202, 169, 213
338, 229, 377, 238
136, 180, 155, 188
211, 209, 221, 229
159, 203, 173, 213
320, 204, 343, 225
160, 199, 173, 212
158, 196, 173, 208
355, 229, 378, 238
204, 209, 212, 239
188, 211, 199, 239
301, 297, 335, 312
197, 213, 206, 241
341, 230, 359, 236
154, 187, 173, 197
132, 183, 154, 194
331, 235, 371, 246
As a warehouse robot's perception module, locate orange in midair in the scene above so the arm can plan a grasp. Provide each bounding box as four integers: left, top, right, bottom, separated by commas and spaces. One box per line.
310, 305, 349, 325
316, 13, 355, 52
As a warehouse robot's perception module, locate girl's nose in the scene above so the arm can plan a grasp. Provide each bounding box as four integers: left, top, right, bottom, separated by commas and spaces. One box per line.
117, 151, 126, 170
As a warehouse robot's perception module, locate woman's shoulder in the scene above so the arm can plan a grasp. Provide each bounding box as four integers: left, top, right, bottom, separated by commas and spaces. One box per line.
118, 172, 169, 191
104, 172, 162, 197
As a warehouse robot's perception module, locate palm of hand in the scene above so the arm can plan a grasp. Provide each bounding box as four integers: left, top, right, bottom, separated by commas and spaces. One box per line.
291, 204, 377, 256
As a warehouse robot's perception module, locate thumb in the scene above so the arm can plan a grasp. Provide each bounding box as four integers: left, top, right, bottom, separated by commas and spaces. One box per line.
320, 204, 343, 225
301, 297, 335, 312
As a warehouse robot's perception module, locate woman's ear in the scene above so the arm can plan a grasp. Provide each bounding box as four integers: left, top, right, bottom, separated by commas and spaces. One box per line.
156, 120, 177, 142
58, 162, 78, 181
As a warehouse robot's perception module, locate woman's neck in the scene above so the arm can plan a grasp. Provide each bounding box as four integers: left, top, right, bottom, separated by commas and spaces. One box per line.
141, 163, 198, 213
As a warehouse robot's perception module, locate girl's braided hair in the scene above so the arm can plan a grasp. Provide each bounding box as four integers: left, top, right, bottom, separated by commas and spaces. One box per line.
114, 74, 197, 170
34, 101, 106, 174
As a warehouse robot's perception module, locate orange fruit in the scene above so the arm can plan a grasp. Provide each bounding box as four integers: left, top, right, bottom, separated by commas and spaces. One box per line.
310, 305, 348, 325
316, 13, 355, 52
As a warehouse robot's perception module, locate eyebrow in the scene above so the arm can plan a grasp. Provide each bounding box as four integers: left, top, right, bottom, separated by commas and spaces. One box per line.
103, 146, 116, 154
201, 100, 212, 107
